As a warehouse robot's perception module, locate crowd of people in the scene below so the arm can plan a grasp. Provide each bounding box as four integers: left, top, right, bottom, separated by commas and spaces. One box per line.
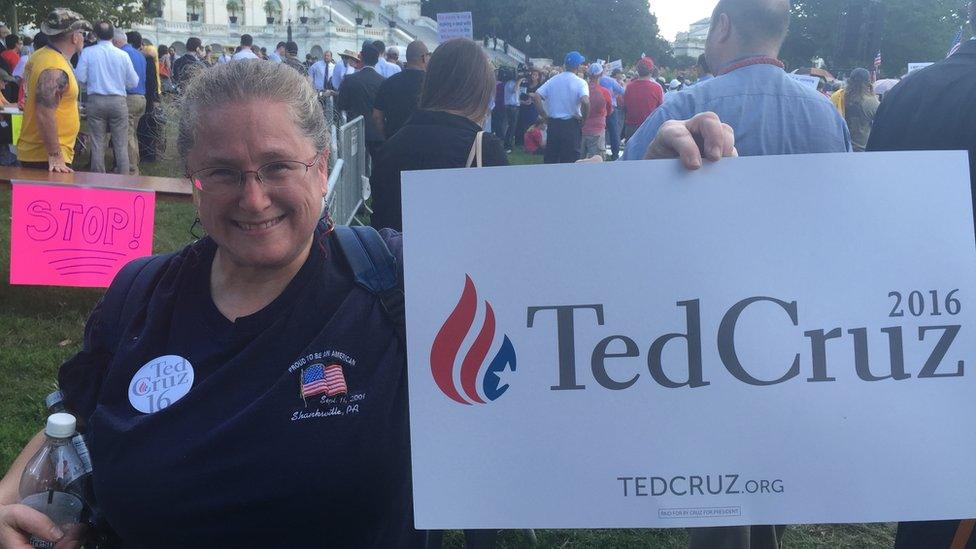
3, 5, 906, 176
0, 0, 974, 548
3, 10, 166, 173
491, 47, 899, 164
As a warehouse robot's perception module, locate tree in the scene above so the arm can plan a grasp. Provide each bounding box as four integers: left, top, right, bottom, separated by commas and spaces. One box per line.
186, 0, 203, 17
8, 0, 151, 29
781, 0, 971, 76
263, 0, 281, 21
878, 0, 971, 76
420, 0, 670, 65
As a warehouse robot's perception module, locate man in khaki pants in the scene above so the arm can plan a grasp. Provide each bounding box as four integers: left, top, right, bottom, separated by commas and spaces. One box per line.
119, 30, 148, 175
76, 22, 138, 174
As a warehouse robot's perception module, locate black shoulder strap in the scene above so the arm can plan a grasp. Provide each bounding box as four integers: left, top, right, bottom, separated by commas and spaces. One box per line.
102, 254, 173, 353
333, 225, 406, 343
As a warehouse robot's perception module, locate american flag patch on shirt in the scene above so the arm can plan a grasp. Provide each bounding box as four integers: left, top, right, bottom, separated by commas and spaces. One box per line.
301, 363, 348, 399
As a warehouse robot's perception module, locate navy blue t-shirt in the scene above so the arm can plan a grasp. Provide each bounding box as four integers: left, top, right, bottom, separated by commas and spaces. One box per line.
58, 226, 423, 548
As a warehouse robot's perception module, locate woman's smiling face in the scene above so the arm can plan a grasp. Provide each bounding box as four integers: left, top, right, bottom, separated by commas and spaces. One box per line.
187, 100, 328, 272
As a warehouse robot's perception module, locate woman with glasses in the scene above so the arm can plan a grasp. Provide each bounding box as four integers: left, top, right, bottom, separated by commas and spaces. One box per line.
0, 59, 423, 548
0, 49, 736, 548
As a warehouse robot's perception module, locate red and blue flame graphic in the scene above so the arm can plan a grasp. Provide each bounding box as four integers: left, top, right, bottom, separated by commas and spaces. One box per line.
430, 275, 517, 405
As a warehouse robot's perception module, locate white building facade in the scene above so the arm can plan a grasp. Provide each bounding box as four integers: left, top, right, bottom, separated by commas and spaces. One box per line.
673, 17, 710, 59
137, 0, 433, 58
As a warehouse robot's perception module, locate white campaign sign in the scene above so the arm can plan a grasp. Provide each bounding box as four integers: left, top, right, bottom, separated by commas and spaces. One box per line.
788, 73, 821, 89
908, 62, 934, 74
402, 151, 976, 529
436, 11, 473, 42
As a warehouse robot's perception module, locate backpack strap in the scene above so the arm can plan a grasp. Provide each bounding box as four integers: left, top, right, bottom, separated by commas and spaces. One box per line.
951, 519, 975, 549
101, 254, 173, 353
333, 225, 406, 343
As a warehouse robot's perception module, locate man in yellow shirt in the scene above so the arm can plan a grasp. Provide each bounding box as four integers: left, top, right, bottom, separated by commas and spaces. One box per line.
17, 8, 91, 173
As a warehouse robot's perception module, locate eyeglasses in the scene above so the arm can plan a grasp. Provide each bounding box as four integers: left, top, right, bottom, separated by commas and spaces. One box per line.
189, 155, 321, 196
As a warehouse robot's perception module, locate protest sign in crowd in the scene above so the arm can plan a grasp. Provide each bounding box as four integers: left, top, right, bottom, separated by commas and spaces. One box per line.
0, 0, 975, 547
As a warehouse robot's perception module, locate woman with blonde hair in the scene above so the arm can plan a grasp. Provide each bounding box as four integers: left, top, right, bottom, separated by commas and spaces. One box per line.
843, 68, 880, 152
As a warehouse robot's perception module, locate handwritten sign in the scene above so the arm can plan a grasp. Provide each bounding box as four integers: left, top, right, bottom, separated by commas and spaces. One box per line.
607, 59, 623, 72
437, 12, 473, 42
403, 151, 976, 529
10, 182, 156, 288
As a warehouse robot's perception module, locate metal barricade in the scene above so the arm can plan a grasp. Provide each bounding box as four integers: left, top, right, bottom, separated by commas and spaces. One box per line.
326, 115, 368, 226
319, 94, 341, 172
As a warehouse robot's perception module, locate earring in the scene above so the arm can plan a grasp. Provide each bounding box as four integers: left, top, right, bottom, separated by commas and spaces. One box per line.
190, 217, 205, 239
321, 209, 335, 237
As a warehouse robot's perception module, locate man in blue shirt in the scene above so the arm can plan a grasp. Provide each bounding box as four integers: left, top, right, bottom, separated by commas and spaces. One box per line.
268, 41, 286, 63
624, 1, 848, 548
309, 52, 330, 91
600, 67, 626, 159
623, 0, 850, 162
122, 31, 148, 175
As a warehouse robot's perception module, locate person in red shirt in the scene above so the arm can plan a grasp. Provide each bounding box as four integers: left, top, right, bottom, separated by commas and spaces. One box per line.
0, 34, 20, 73
582, 63, 613, 159
523, 119, 546, 155
0, 34, 21, 103
623, 57, 664, 140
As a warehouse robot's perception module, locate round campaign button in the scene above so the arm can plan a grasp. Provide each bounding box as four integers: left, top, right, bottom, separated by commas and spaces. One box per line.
128, 355, 195, 414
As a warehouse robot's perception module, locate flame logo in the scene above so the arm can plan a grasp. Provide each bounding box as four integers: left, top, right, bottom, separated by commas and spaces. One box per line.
430, 275, 517, 405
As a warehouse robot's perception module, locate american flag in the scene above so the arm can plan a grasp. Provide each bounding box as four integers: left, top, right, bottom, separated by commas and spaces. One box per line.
300, 363, 348, 399
947, 27, 964, 58
873, 50, 883, 71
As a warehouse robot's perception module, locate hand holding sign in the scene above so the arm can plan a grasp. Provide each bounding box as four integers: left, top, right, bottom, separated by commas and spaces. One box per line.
644, 112, 738, 169
10, 182, 156, 288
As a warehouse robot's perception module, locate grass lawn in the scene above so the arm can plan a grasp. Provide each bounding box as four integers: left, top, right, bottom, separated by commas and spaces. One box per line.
0, 138, 895, 548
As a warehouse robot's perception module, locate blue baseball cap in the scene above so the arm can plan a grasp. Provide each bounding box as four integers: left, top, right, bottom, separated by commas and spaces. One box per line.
565, 51, 585, 68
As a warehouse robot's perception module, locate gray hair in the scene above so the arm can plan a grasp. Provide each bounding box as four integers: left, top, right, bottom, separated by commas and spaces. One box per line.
113, 29, 126, 42
176, 60, 329, 170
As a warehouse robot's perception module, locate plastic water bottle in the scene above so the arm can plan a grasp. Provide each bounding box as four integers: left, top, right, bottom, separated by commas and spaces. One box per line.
44, 392, 93, 477
19, 413, 89, 548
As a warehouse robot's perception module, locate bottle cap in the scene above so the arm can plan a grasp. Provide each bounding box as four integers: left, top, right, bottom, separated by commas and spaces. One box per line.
45, 413, 77, 438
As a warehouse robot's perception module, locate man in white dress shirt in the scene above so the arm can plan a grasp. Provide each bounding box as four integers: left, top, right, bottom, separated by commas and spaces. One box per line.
370, 40, 401, 78
232, 34, 259, 60
75, 20, 138, 174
